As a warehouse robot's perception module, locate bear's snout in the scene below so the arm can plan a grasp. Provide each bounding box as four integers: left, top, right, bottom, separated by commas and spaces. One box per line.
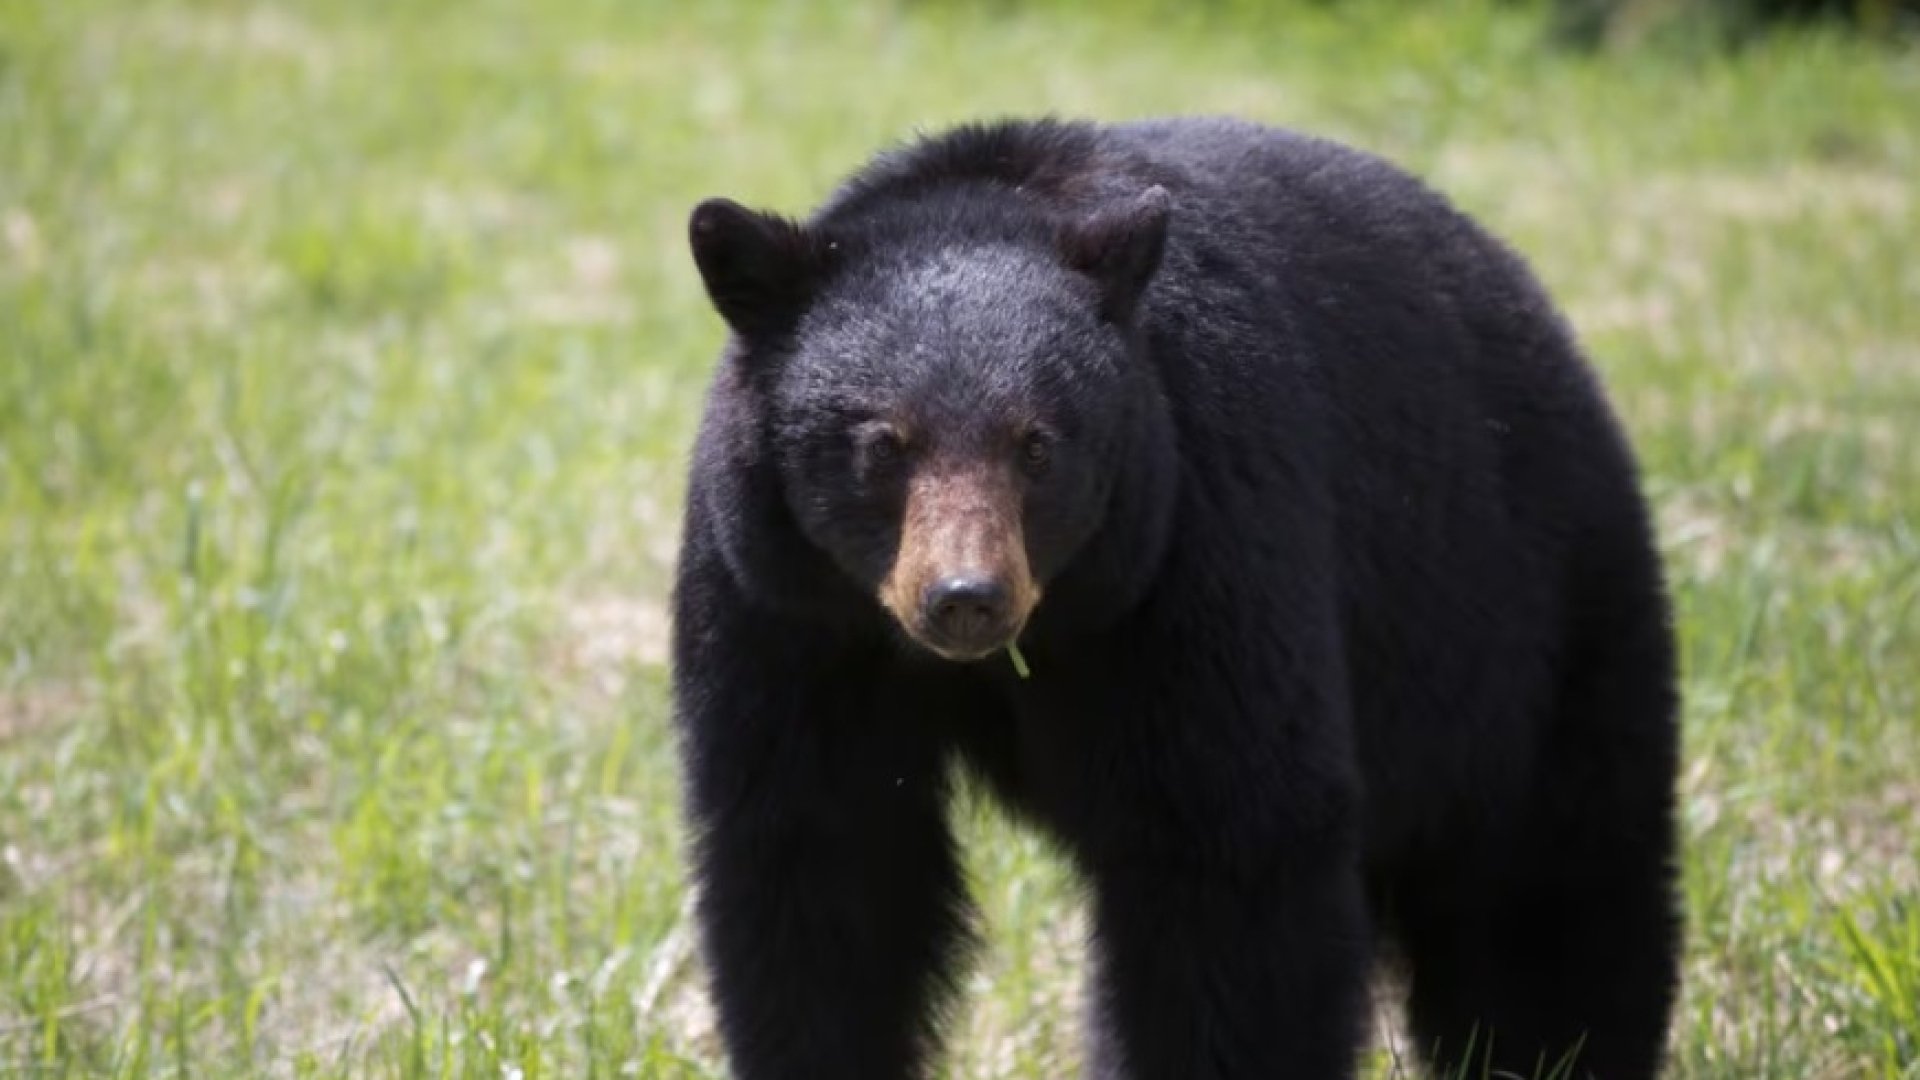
921, 575, 1013, 657
878, 462, 1040, 661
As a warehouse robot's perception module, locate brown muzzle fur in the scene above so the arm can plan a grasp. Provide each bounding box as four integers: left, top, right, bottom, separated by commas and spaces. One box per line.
878, 461, 1040, 659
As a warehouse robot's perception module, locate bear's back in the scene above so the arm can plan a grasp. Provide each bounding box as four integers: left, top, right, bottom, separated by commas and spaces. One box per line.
1101, 119, 1661, 849
1104, 117, 1641, 563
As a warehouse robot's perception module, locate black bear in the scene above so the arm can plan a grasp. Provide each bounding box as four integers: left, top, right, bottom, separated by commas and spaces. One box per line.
673, 117, 1680, 1080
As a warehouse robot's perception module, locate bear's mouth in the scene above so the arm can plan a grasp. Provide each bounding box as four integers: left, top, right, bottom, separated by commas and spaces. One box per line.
894, 597, 1037, 663
905, 606, 1034, 663
878, 464, 1041, 662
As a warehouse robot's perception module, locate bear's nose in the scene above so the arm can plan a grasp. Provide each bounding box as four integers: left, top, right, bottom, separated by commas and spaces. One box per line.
922, 575, 1011, 656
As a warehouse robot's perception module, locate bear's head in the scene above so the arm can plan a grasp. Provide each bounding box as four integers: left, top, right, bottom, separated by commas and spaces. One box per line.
688, 184, 1173, 661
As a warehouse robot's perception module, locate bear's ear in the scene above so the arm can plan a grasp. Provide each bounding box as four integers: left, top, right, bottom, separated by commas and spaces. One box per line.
688, 198, 825, 339
1058, 185, 1171, 323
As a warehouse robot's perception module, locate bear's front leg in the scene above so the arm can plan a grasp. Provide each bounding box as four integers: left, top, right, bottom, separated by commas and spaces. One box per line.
1051, 572, 1373, 1079
1084, 852, 1370, 1079
673, 560, 971, 1080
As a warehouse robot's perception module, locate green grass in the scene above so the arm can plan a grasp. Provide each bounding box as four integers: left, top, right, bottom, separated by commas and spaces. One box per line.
2, 0, 1916, 1076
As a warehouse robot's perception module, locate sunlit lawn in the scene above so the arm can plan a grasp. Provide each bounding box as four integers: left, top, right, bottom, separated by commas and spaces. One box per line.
2, 1, 1916, 1075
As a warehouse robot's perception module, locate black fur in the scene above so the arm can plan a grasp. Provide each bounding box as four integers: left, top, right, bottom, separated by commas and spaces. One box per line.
672, 117, 1681, 1079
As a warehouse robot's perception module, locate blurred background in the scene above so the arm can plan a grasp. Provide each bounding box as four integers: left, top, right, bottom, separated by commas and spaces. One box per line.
2, 0, 1916, 1076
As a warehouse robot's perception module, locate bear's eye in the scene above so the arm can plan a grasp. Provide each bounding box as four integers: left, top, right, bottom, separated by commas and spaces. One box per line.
1019, 430, 1054, 475
854, 423, 907, 470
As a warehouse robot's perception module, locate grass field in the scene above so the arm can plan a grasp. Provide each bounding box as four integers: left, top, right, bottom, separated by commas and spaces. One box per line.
2, 0, 1917, 1076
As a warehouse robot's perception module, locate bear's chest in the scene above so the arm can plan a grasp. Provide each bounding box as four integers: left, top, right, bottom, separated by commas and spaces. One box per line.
943, 666, 1150, 844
